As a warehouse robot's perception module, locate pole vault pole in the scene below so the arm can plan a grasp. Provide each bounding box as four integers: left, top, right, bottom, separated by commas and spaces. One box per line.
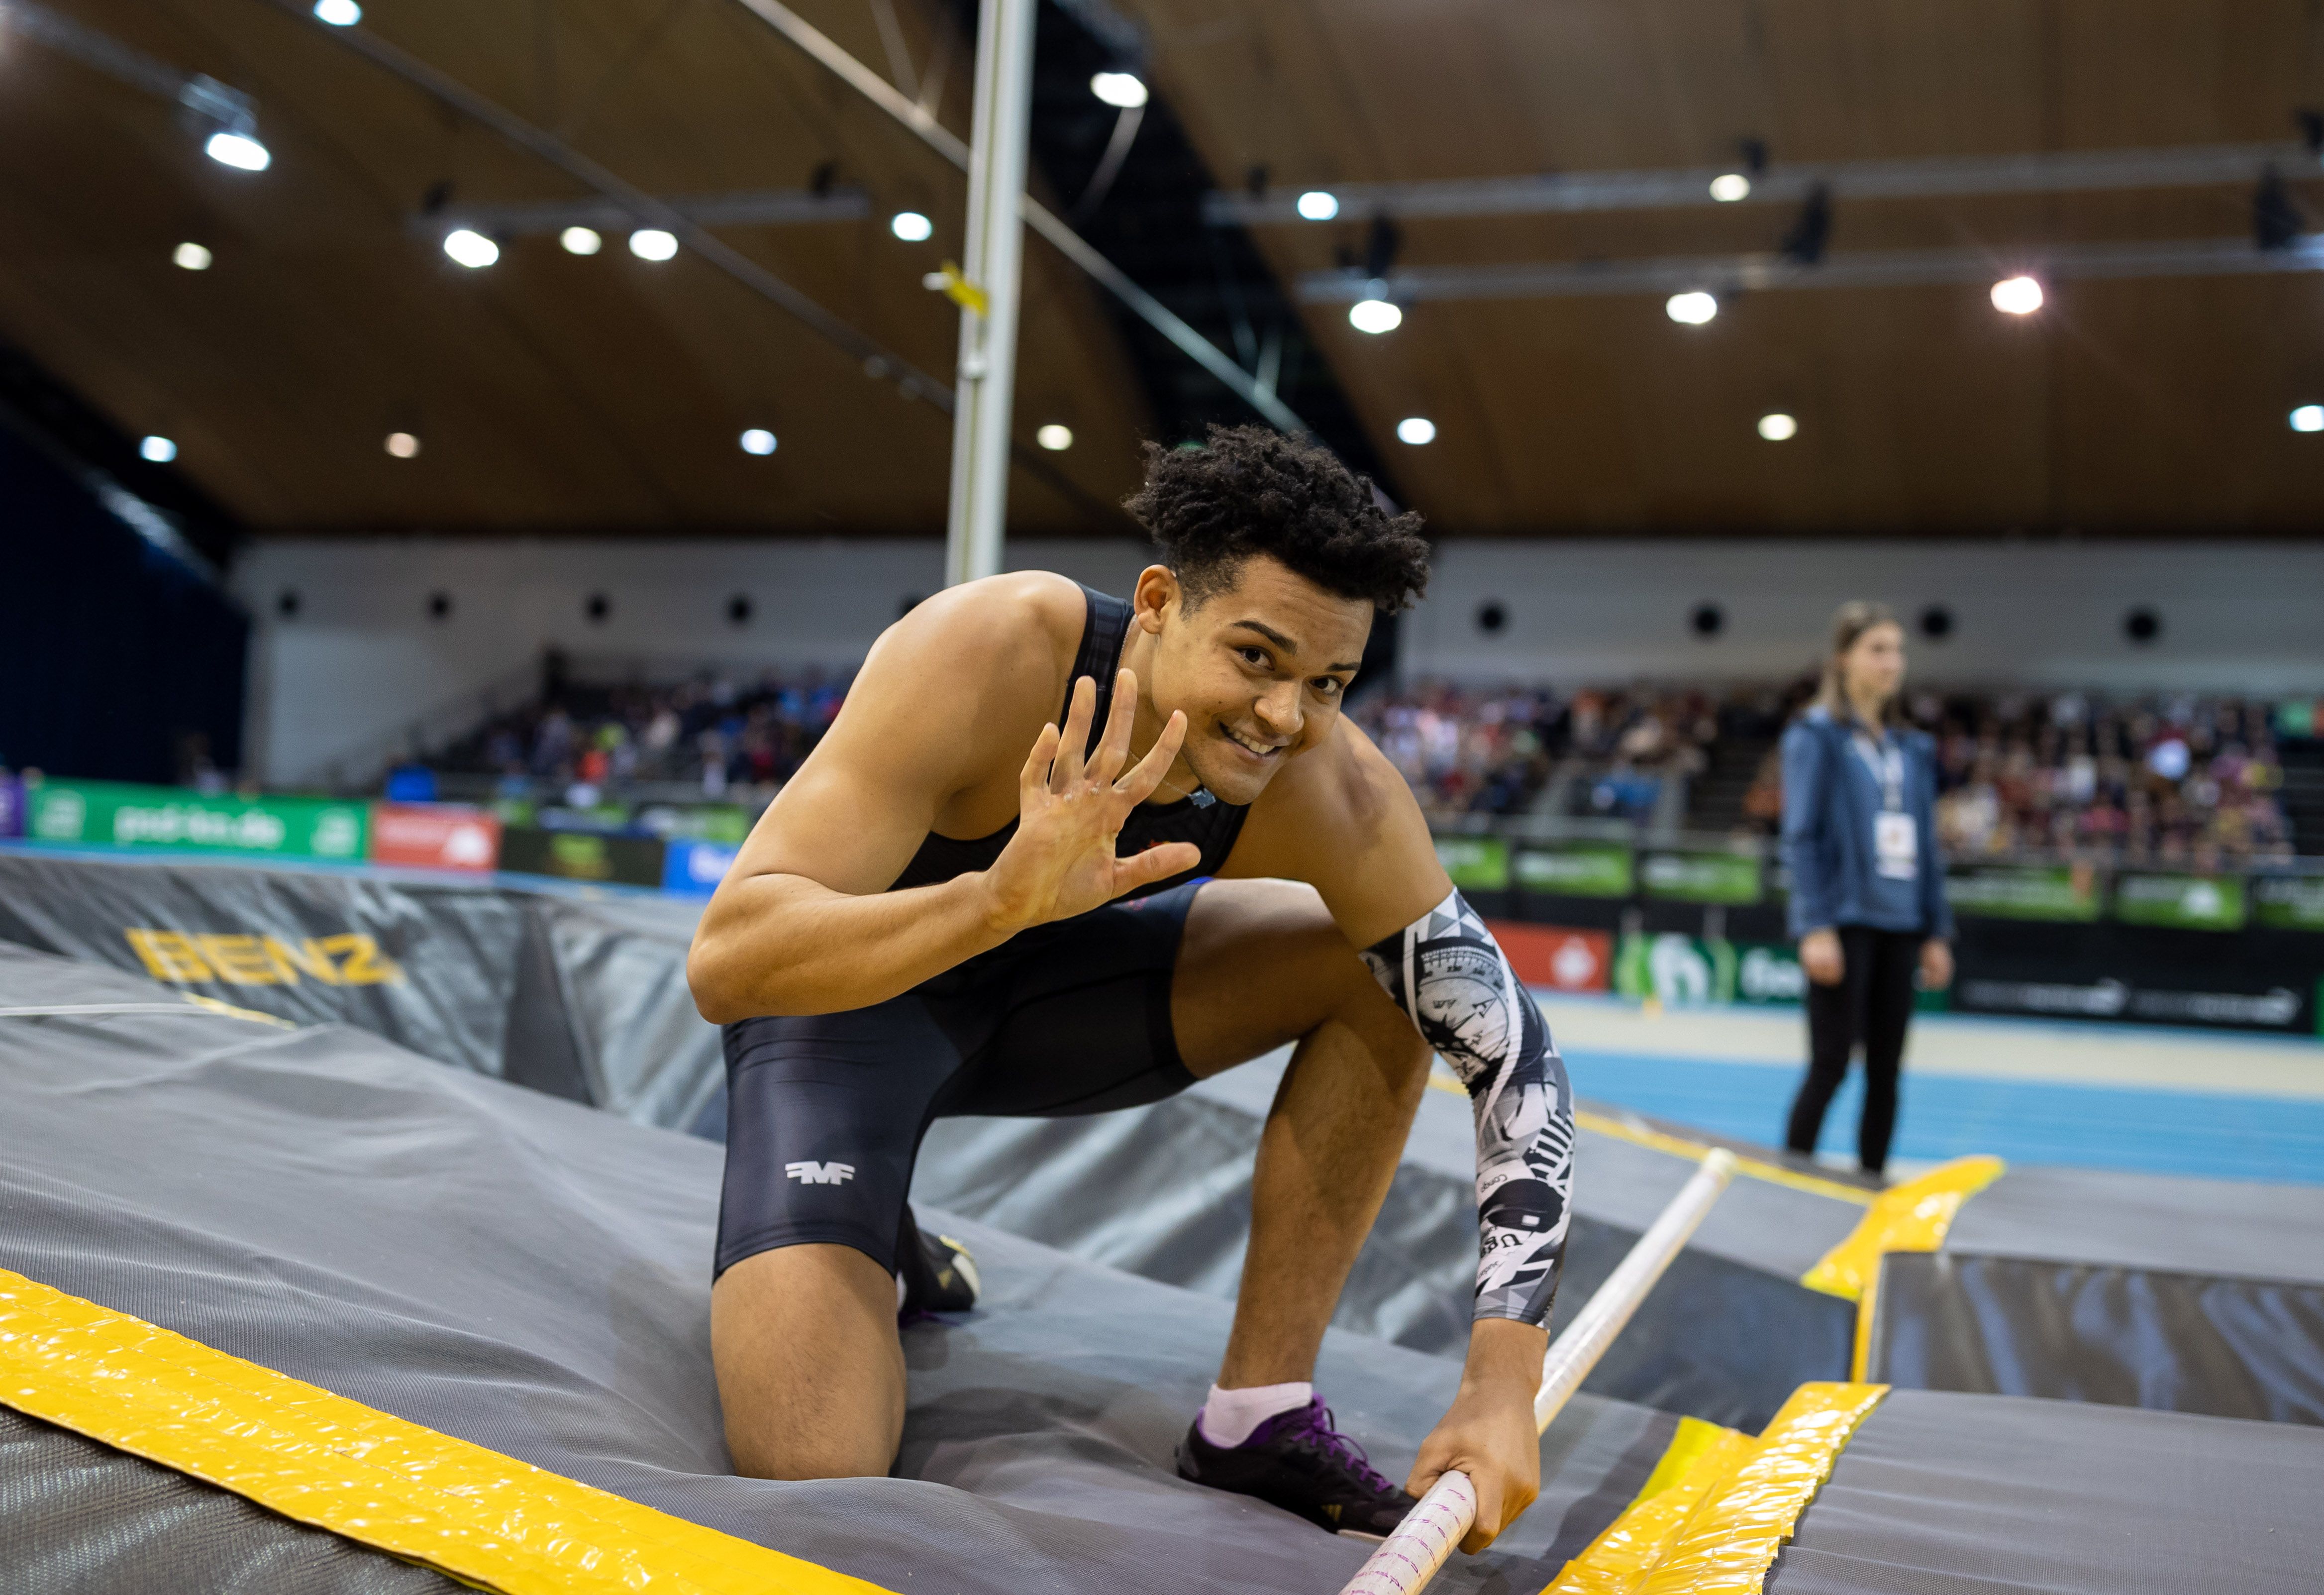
943, 0, 1038, 587
1340, 1149, 1740, 1595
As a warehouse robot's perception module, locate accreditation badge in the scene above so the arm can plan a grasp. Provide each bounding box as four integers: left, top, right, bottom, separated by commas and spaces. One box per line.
1874, 811, 1919, 880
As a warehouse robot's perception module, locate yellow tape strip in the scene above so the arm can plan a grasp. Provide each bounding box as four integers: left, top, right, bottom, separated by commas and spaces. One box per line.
1429, 1073, 1872, 1206
1628, 1382, 1887, 1595
1796, 1155, 2005, 1379
182, 993, 299, 1028
0, 1269, 892, 1595
1542, 1416, 1755, 1595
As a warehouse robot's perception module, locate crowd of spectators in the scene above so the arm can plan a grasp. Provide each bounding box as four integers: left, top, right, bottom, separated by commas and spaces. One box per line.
442, 666, 853, 800
1351, 683, 1717, 821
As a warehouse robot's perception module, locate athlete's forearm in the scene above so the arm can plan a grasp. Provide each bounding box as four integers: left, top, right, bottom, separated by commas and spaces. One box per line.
1364, 889, 1576, 1327
689, 869, 1014, 1022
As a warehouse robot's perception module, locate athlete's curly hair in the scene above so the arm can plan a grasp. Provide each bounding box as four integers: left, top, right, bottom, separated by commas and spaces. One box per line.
1122, 425, 1430, 613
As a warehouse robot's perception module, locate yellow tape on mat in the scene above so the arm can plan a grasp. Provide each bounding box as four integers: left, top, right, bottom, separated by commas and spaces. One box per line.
1542, 1383, 1885, 1595
1428, 1073, 1873, 1206
0, 1269, 892, 1595
1797, 1155, 2005, 1379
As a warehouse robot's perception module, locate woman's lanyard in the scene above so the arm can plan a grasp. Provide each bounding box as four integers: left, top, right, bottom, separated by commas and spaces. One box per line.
1852, 727, 1918, 881
1850, 729, 1905, 812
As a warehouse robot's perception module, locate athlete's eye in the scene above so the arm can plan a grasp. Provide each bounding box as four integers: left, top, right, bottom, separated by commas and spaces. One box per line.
1312, 677, 1344, 697
1237, 646, 1268, 666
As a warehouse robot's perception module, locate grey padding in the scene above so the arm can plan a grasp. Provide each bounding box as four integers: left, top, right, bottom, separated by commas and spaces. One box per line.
1950, 1165, 2324, 1283
1772, 1389, 2324, 1595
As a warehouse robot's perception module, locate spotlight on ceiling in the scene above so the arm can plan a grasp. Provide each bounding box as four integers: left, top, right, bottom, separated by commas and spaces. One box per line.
2292, 404, 2324, 433
204, 130, 272, 171
890, 211, 934, 242
385, 431, 420, 458
1395, 417, 1436, 445
139, 435, 178, 463
739, 428, 778, 456
1296, 190, 1340, 221
1990, 274, 2044, 315
1348, 297, 1403, 334
629, 228, 679, 261
1709, 172, 1751, 203
1665, 290, 1718, 325
1036, 424, 1074, 451
442, 229, 499, 269
1757, 412, 1798, 441
559, 226, 602, 255
172, 241, 212, 271
1090, 72, 1148, 108
312, 0, 362, 23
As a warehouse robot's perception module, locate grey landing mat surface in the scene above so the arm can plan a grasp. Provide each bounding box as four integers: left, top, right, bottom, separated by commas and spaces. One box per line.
1772, 1389, 2324, 1595
1869, 1165, 2324, 1425
0, 944, 1673, 1595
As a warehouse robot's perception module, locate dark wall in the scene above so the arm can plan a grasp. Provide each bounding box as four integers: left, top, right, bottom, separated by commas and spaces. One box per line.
0, 425, 247, 782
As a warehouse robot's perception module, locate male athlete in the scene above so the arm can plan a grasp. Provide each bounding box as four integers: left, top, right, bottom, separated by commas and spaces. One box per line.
689, 425, 1575, 1551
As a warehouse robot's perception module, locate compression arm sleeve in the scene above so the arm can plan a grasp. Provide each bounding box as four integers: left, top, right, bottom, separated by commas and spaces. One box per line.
1364, 888, 1574, 1327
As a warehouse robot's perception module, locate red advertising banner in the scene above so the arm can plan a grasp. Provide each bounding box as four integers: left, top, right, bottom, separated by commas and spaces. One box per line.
1487, 920, 1613, 993
368, 804, 502, 872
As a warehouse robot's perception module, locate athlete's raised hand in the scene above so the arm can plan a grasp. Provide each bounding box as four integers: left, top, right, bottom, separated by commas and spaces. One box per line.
983, 669, 1199, 934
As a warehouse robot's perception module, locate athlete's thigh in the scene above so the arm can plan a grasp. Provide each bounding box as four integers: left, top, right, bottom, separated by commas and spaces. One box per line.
1170, 876, 1380, 1079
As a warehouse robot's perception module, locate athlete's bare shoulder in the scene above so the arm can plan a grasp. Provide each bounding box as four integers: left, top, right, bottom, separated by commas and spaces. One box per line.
1226, 715, 1449, 944
863, 570, 1086, 715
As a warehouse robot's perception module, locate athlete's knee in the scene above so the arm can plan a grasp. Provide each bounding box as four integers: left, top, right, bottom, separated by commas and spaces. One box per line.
726, 1417, 899, 1482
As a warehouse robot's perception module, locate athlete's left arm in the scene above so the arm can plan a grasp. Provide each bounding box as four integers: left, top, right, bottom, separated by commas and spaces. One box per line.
1232, 720, 1575, 1549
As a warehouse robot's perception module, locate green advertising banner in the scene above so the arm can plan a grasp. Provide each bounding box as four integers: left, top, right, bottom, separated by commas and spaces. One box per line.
1433, 836, 1511, 891
2113, 873, 2248, 932
1514, 844, 1634, 899
24, 780, 369, 860
2253, 875, 2324, 932
1613, 933, 1738, 1005
1946, 864, 2100, 922
1734, 941, 1810, 1005
1640, 851, 1763, 905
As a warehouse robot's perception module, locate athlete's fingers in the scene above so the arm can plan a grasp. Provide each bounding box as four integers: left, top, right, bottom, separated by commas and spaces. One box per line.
1113, 710, 1188, 804
1052, 676, 1095, 792
1110, 841, 1201, 898
1088, 667, 1138, 786
1020, 720, 1061, 799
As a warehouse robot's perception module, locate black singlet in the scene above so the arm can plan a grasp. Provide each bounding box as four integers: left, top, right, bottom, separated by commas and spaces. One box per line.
886, 584, 1249, 899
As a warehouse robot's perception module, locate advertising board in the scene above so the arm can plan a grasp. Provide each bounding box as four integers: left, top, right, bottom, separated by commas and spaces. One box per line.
662, 840, 741, 896
1513, 844, 1633, 899
2112, 873, 2247, 932
368, 804, 502, 872
498, 826, 666, 888
2254, 875, 2324, 932
24, 780, 368, 861
1612, 933, 1737, 1005
1433, 836, 1511, 891
1639, 851, 1762, 905
0, 774, 19, 839
1945, 864, 2100, 922
1486, 921, 1612, 993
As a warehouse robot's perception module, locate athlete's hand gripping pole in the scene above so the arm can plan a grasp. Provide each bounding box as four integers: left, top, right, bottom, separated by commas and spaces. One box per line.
1336, 1150, 1739, 1595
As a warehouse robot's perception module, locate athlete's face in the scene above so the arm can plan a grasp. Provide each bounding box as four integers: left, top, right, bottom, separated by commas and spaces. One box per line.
1132, 556, 1373, 806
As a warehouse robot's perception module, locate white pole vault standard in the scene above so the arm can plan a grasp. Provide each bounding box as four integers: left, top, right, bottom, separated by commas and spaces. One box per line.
1340, 1149, 1739, 1595
943, 0, 1038, 587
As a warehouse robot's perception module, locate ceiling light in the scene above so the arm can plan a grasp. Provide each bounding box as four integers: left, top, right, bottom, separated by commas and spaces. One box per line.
385, 431, 420, 458
1395, 417, 1436, 445
629, 228, 679, 261
739, 428, 778, 456
1296, 191, 1339, 221
2292, 405, 2324, 433
204, 130, 271, 172
1349, 298, 1402, 334
172, 241, 212, 271
1665, 290, 1718, 324
442, 229, 499, 268
890, 211, 934, 242
1990, 274, 2043, 315
139, 435, 177, 463
559, 226, 602, 255
1090, 72, 1148, 109
1709, 172, 1751, 203
312, 0, 361, 23
1036, 424, 1073, 451
1757, 412, 1798, 441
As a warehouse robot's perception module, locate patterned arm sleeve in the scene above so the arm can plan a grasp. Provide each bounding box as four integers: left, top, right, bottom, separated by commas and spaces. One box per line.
1363, 888, 1575, 1326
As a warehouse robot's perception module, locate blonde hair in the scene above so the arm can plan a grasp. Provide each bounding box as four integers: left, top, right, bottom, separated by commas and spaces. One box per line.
1814, 600, 1903, 727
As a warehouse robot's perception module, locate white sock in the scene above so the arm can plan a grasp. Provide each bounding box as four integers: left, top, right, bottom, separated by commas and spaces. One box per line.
1197, 1381, 1313, 1448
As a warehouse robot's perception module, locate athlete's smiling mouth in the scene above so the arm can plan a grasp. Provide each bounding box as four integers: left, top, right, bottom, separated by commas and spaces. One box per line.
1218, 722, 1287, 759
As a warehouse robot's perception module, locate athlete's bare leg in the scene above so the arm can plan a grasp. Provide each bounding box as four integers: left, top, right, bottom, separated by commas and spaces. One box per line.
712, 1242, 905, 1479
1172, 878, 1436, 1387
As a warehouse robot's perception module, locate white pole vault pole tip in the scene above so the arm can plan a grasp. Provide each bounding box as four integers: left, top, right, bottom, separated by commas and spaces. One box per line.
1339, 1471, 1476, 1595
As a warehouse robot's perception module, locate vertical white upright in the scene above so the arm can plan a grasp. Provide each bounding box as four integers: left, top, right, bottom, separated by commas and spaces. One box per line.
943, 0, 1039, 587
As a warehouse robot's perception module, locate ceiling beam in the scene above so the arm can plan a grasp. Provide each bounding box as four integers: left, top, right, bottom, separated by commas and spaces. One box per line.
1298, 235, 2324, 304
1216, 142, 2324, 226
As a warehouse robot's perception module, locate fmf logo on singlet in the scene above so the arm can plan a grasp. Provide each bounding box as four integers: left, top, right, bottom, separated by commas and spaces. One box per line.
785, 1161, 856, 1185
